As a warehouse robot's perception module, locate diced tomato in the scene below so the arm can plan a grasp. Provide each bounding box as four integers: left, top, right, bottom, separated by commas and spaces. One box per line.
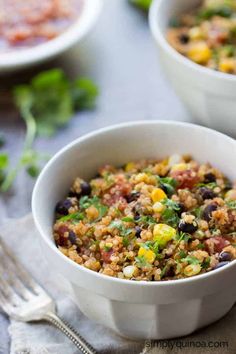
171, 170, 199, 190
205, 236, 230, 254
101, 249, 113, 263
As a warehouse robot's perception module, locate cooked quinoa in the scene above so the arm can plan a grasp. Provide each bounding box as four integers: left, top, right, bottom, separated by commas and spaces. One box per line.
53, 155, 236, 281
167, 0, 236, 74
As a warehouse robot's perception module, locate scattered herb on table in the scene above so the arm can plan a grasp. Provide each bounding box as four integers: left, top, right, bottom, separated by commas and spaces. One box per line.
0, 68, 99, 192
129, 0, 152, 12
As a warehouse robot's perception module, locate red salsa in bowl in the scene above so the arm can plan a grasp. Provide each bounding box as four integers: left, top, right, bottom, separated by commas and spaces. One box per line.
0, 0, 83, 51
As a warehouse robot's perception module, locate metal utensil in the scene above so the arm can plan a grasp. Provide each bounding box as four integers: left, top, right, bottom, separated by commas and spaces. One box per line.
0, 237, 97, 354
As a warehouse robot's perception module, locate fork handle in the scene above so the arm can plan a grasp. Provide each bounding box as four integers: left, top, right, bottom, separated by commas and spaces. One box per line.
44, 312, 97, 354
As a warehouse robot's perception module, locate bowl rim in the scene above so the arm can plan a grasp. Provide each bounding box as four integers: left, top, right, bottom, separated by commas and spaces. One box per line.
149, 0, 236, 82
0, 0, 103, 70
32, 120, 236, 288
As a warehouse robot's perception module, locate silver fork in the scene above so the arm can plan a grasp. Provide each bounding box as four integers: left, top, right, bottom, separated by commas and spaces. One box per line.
0, 237, 97, 354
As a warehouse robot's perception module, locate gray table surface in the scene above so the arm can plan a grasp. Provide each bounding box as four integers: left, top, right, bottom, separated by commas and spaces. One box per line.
0, 0, 189, 352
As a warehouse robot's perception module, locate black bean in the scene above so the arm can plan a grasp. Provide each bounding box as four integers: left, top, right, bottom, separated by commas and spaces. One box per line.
219, 251, 232, 262
178, 219, 198, 234
179, 33, 189, 44
204, 172, 216, 183
165, 266, 175, 278
55, 199, 72, 215
134, 214, 140, 221
199, 187, 216, 200
202, 204, 217, 221
135, 226, 142, 237
126, 191, 140, 203
177, 203, 185, 216
68, 231, 77, 245
214, 261, 230, 270
80, 181, 91, 196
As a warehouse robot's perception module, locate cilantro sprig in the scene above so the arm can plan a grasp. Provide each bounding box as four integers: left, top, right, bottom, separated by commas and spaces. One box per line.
161, 199, 180, 228
80, 196, 108, 221
129, 0, 152, 12
1, 69, 98, 192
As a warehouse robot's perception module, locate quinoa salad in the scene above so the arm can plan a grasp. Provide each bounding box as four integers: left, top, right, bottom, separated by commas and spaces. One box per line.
53, 155, 236, 281
167, 0, 236, 74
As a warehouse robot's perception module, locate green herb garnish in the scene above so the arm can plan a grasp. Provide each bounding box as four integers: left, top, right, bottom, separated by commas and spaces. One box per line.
226, 200, 236, 210
182, 255, 201, 265
58, 212, 84, 222
1, 69, 98, 192
80, 196, 108, 220
202, 257, 211, 269
135, 255, 152, 268
158, 177, 178, 197
129, 0, 152, 12
161, 199, 180, 228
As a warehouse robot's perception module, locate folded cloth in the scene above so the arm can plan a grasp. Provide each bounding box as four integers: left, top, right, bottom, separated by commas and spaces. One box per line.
0, 215, 235, 354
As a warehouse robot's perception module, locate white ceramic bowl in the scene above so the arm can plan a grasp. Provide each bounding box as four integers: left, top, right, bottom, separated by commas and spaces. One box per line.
149, 0, 236, 137
32, 121, 236, 340
0, 0, 102, 72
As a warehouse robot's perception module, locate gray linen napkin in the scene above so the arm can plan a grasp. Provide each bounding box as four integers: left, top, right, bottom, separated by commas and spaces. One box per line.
0, 215, 235, 354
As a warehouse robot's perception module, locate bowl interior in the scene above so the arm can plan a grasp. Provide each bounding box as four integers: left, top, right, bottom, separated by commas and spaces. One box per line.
33, 121, 236, 244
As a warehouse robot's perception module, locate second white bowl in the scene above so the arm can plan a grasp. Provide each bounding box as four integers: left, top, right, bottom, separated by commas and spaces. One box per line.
149, 0, 236, 137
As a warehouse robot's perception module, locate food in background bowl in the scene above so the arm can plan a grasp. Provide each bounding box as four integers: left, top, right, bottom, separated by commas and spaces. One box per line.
0, 0, 84, 52
167, 0, 236, 74
53, 155, 236, 281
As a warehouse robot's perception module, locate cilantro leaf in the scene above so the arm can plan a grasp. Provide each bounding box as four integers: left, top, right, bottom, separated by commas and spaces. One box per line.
182, 255, 200, 265
0, 154, 9, 170
158, 177, 178, 197
80, 196, 108, 220
129, 0, 152, 12
1, 69, 99, 192
71, 78, 99, 110
161, 199, 180, 228
226, 200, 236, 210
135, 255, 151, 268
58, 212, 84, 222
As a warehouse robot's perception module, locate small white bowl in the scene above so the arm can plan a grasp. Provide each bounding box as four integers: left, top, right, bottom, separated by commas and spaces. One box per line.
0, 0, 102, 73
32, 121, 236, 340
149, 0, 236, 137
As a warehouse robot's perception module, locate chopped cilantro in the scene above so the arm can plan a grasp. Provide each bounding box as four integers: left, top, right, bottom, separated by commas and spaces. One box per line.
160, 265, 168, 279
79, 196, 108, 220
197, 182, 218, 190
226, 200, 236, 210
202, 257, 211, 269
158, 176, 178, 197
58, 212, 84, 222
182, 255, 200, 265
135, 255, 151, 268
192, 207, 202, 219
178, 250, 187, 259
161, 199, 180, 228
122, 216, 135, 222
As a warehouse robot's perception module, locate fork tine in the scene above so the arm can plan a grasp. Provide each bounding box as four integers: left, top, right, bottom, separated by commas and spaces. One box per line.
0, 258, 32, 301
0, 292, 14, 316
0, 237, 44, 295
0, 274, 20, 305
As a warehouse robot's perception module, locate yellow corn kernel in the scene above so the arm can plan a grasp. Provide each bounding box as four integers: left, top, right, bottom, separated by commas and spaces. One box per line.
138, 247, 156, 264
171, 163, 188, 172
153, 201, 165, 213
189, 27, 204, 40
219, 58, 236, 73
153, 224, 176, 247
184, 264, 201, 277
187, 42, 212, 64
151, 188, 167, 203
125, 162, 135, 172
